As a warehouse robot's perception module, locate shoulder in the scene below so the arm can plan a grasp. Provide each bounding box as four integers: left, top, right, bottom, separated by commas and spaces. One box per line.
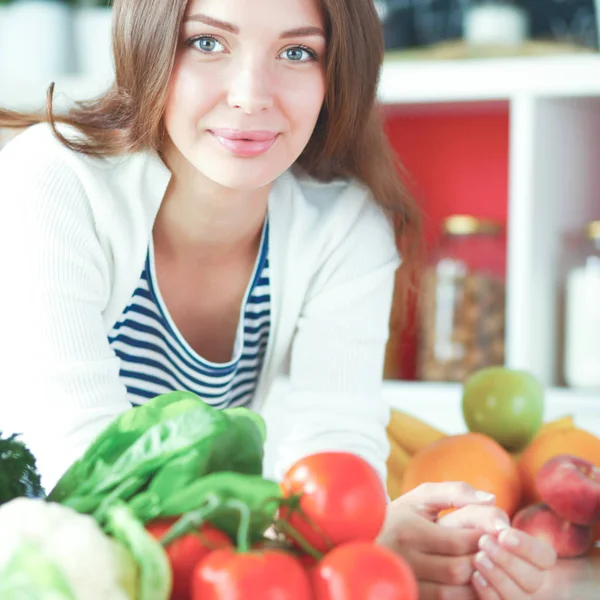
1, 122, 166, 180
281, 168, 395, 246
291, 168, 371, 211
0, 122, 170, 227
1, 122, 103, 173
0, 123, 92, 221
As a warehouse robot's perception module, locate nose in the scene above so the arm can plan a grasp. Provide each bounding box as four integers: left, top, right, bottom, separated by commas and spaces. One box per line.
227, 59, 274, 114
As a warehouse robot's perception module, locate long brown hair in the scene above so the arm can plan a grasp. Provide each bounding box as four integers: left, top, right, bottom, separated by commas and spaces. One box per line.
0, 0, 422, 327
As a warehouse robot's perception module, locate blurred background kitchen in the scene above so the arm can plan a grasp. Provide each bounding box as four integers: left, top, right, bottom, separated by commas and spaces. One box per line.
0, 0, 599, 411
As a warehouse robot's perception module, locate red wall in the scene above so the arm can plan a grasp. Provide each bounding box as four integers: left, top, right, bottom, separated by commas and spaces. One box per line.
383, 107, 510, 379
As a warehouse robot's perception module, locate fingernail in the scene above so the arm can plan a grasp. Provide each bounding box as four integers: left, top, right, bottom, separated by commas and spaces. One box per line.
473, 570, 489, 587
499, 528, 520, 547
494, 518, 509, 531
476, 551, 495, 571
474, 491, 496, 502
479, 534, 498, 557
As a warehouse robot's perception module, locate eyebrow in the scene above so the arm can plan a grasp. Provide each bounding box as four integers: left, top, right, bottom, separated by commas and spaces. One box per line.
184, 14, 325, 39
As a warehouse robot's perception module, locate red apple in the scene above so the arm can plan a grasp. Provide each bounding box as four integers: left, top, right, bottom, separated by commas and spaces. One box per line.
536, 454, 600, 526
512, 503, 593, 558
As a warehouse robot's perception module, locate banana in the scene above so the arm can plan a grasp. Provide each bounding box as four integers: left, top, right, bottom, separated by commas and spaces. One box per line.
386, 433, 411, 477
387, 408, 448, 455
512, 415, 576, 462
535, 415, 575, 439
386, 469, 404, 501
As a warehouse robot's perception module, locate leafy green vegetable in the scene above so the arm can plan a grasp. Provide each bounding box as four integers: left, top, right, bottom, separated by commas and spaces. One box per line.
48, 391, 201, 503
51, 392, 268, 521
156, 471, 282, 544
61, 403, 229, 515
0, 432, 44, 505
130, 406, 267, 521
214, 406, 266, 475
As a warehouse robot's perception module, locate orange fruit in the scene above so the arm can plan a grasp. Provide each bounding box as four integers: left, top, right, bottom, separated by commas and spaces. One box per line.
401, 432, 522, 517
510, 416, 576, 463
517, 427, 600, 504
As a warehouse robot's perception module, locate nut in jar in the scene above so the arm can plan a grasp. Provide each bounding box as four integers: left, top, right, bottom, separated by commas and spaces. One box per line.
417, 215, 507, 382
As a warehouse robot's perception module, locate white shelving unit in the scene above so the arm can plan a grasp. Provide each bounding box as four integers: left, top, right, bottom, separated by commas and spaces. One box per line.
2, 53, 600, 407
376, 54, 600, 400
378, 54, 600, 103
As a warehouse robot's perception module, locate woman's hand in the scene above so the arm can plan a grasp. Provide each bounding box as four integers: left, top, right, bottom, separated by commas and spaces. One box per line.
439, 506, 557, 599
378, 482, 509, 599
377, 482, 557, 600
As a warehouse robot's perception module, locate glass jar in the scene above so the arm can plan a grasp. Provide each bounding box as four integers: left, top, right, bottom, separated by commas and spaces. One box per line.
564, 221, 600, 390
463, 1, 529, 48
417, 215, 507, 382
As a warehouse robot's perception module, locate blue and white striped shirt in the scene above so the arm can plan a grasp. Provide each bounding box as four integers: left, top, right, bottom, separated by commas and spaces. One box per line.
108, 221, 271, 409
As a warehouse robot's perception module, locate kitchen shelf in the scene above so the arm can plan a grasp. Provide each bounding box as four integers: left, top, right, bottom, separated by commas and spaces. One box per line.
378, 53, 600, 104
378, 54, 600, 389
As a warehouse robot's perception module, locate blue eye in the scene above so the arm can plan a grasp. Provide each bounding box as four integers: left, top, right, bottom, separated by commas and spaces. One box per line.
189, 36, 225, 53
280, 46, 317, 62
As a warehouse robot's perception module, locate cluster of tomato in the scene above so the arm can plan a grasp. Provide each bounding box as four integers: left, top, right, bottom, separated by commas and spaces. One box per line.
146, 452, 418, 600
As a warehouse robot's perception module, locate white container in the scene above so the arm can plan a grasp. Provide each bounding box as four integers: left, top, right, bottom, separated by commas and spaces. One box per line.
0, 6, 10, 82
463, 1, 529, 47
0, 5, 10, 47
596, 0, 600, 50
73, 6, 114, 80
0, 0, 74, 80
564, 221, 600, 390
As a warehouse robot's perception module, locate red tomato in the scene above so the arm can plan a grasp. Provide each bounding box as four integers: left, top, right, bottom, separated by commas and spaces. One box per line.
311, 542, 419, 600
296, 552, 319, 570
192, 547, 312, 600
146, 517, 232, 600
280, 452, 388, 553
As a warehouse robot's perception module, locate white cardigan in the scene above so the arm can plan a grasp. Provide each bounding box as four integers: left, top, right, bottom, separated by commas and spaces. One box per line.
0, 123, 400, 492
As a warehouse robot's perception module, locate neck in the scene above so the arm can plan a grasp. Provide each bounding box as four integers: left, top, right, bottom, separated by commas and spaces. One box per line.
155, 143, 270, 261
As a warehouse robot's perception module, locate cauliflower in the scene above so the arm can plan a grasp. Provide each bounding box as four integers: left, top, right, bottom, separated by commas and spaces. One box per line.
0, 498, 138, 600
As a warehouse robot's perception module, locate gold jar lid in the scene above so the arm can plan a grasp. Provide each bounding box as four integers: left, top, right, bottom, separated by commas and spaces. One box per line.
587, 220, 600, 240
443, 215, 503, 236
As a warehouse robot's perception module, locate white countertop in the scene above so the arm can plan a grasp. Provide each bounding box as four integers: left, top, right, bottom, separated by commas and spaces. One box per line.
383, 381, 600, 437
534, 552, 600, 600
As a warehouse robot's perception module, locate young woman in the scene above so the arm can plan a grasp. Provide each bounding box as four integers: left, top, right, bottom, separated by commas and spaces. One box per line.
0, 0, 555, 597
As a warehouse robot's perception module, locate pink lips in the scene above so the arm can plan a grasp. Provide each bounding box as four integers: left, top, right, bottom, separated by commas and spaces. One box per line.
209, 128, 278, 158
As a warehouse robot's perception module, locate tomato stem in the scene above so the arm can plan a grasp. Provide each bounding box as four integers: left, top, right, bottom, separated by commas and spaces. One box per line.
276, 492, 335, 551
274, 519, 324, 561
273, 493, 303, 509
223, 499, 252, 553
159, 493, 220, 547
279, 500, 335, 553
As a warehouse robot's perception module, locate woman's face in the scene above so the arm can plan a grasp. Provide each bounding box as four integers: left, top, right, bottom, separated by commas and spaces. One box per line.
163, 0, 327, 191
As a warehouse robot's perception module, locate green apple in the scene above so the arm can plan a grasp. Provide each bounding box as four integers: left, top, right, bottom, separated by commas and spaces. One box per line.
462, 366, 545, 452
